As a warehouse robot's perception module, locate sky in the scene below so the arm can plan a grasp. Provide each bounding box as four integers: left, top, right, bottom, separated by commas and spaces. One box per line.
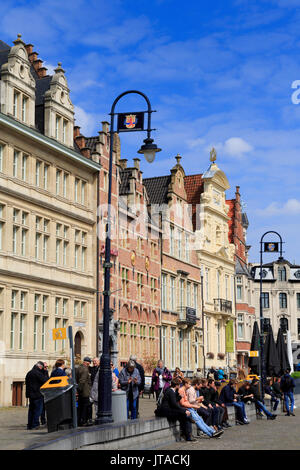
1, 0, 300, 264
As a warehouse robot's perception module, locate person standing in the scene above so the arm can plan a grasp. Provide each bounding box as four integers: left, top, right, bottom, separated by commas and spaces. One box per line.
40, 362, 49, 426
25, 361, 48, 430
129, 355, 145, 417
151, 360, 172, 401
50, 359, 67, 377
280, 368, 296, 416
119, 360, 141, 420
76, 357, 93, 426
89, 357, 100, 386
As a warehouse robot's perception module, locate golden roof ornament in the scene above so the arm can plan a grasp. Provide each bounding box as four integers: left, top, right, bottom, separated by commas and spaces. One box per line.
210, 147, 217, 163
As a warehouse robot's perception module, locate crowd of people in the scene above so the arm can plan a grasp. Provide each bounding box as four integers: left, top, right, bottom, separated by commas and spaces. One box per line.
24, 356, 296, 436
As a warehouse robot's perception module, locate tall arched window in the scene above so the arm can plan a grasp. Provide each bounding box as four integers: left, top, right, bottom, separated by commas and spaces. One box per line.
278, 266, 286, 281
279, 292, 287, 309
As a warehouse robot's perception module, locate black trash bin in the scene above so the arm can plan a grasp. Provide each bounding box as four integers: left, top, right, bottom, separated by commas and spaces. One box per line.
40, 376, 75, 433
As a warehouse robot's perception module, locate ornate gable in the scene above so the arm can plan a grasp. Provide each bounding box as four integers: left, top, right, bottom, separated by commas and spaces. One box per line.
44, 62, 74, 147
0, 34, 36, 126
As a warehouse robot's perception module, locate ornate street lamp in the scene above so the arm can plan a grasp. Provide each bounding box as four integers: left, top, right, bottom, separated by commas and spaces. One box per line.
258, 231, 283, 400
95, 90, 161, 424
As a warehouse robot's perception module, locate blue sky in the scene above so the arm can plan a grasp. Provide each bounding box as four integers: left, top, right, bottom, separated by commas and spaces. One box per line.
1, 0, 300, 263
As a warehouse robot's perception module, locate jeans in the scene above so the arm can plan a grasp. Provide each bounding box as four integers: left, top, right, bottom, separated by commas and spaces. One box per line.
188, 408, 215, 437
284, 392, 295, 414
228, 401, 247, 421
27, 397, 44, 429
127, 397, 138, 419
271, 397, 279, 411
255, 400, 273, 417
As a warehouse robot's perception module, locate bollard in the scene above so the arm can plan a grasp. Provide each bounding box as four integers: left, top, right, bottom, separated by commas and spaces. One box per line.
111, 390, 127, 423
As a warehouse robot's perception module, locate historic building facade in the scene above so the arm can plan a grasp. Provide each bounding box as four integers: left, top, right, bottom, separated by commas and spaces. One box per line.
226, 186, 256, 373
144, 155, 202, 374
185, 151, 236, 371
250, 258, 300, 367
0, 36, 100, 406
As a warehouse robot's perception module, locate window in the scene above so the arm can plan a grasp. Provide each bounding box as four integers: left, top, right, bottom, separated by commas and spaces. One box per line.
161, 274, 167, 310
279, 292, 287, 309
151, 277, 156, 304
13, 150, 19, 177
63, 120, 67, 143
21, 154, 28, 181
205, 268, 209, 302
217, 321, 221, 352
278, 266, 286, 281
34, 315, 40, 351
185, 233, 190, 261
297, 293, 300, 309
19, 314, 25, 350
261, 292, 269, 309
236, 276, 243, 301
187, 331, 191, 369
193, 284, 198, 309
55, 116, 60, 139
187, 282, 191, 307
161, 326, 167, 363
0, 144, 3, 172
179, 279, 185, 309
170, 277, 176, 311
42, 317, 47, 351
43, 164, 49, 190
74, 300, 79, 318
178, 230, 182, 258
34, 294, 40, 312
56, 170, 61, 195
35, 161, 41, 186
13, 91, 19, 118
170, 327, 176, 369
170, 225, 175, 255
237, 314, 244, 339
179, 330, 183, 368
137, 273, 143, 301
63, 173, 68, 197
10, 313, 17, 349
280, 317, 288, 333
75, 178, 87, 205
122, 268, 129, 297
22, 96, 28, 122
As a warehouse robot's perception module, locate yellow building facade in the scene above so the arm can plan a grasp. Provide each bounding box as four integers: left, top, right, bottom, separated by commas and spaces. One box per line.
0, 36, 100, 406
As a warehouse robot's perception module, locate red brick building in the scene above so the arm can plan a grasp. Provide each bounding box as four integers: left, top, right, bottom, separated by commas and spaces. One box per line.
226, 186, 256, 374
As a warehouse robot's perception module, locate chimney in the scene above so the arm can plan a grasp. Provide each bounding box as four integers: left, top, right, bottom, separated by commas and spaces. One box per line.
80, 147, 91, 159
37, 67, 47, 78
75, 134, 86, 149
133, 158, 140, 170
74, 126, 81, 138
25, 43, 34, 55
28, 51, 38, 64
102, 121, 110, 134
119, 159, 127, 169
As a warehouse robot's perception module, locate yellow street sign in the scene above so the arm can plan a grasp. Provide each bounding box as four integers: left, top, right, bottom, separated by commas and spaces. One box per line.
52, 327, 67, 341
249, 350, 259, 357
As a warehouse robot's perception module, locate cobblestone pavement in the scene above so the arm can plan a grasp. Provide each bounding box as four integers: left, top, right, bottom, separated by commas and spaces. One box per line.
1, 397, 299, 451
0, 395, 157, 450
155, 411, 300, 451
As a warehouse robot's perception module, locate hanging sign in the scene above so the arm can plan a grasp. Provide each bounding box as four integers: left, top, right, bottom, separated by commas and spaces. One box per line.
264, 242, 279, 253
117, 112, 145, 132
249, 351, 259, 357
52, 327, 67, 341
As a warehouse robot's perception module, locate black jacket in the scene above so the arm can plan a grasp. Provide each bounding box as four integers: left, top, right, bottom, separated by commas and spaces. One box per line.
159, 387, 185, 413
208, 386, 223, 405
135, 362, 145, 392
25, 365, 47, 400
198, 386, 212, 407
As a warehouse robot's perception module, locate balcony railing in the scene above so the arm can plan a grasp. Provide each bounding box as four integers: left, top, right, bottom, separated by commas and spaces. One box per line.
177, 306, 197, 326
214, 298, 232, 314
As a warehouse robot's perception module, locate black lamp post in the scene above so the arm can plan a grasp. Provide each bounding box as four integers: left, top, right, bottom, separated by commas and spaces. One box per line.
259, 231, 283, 400
95, 90, 161, 424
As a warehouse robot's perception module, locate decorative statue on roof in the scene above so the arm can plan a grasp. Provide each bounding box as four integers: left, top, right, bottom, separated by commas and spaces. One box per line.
210, 147, 217, 163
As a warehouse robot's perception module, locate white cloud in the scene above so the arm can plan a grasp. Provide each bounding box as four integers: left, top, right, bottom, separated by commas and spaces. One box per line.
223, 137, 253, 157
257, 199, 300, 216
74, 105, 99, 136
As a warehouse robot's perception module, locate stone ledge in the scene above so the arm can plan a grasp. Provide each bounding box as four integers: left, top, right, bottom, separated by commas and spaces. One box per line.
25, 396, 300, 451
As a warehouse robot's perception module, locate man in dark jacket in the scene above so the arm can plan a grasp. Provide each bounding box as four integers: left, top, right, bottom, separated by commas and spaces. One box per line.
249, 379, 277, 420
207, 379, 230, 428
76, 357, 93, 426
25, 362, 48, 430
280, 369, 296, 416
155, 378, 195, 441
219, 379, 249, 425
129, 355, 145, 417
198, 379, 221, 430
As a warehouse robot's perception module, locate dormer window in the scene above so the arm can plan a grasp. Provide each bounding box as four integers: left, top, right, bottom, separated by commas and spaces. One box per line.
278, 266, 286, 281
13, 89, 29, 123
